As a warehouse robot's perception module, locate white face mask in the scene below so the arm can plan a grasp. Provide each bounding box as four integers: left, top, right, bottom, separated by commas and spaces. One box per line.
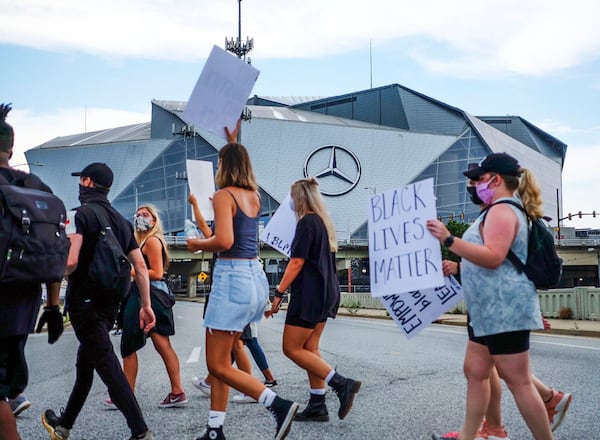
134, 215, 153, 232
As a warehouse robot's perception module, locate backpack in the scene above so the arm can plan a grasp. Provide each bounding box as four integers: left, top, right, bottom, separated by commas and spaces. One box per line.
483, 199, 563, 290
0, 171, 70, 287
86, 203, 131, 297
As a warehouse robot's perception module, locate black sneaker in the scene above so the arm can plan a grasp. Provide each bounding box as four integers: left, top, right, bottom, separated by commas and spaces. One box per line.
294, 400, 329, 422
42, 409, 70, 440
268, 396, 299, 440
264, 380, 278, 388
328, 373, 362, 420
195, 425, 226, 440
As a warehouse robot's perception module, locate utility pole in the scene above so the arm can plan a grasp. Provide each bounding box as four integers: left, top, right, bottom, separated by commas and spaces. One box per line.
225, 0, 253, 141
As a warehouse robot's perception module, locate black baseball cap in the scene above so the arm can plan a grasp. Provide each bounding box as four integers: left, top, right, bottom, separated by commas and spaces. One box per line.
71, 162, 113, 188
463, 153, 521, 180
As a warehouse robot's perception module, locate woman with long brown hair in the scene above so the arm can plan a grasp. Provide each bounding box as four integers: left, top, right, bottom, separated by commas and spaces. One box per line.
187, 121, 298, 440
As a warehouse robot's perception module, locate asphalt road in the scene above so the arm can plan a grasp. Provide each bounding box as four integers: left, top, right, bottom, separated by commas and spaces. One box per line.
16, 301, 600, 439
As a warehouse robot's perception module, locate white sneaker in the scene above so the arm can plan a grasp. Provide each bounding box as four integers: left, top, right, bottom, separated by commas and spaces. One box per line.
191, 377, 211, 397
232, 393, 257, 403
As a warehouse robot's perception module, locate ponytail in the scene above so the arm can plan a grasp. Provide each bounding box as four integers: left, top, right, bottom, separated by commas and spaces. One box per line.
517, 168, 544, 219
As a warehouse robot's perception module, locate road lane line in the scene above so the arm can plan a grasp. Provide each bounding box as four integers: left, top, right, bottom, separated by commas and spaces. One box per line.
187, 346, 202, 363
533, 340, 600, 351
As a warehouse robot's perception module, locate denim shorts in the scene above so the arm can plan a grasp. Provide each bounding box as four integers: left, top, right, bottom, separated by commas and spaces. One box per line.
203, 259, 269, 332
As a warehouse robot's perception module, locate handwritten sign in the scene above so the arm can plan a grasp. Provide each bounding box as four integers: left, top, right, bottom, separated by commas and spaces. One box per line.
381, 276, 464, 339
182, 45, 260, 140
186, 159, 215, 221
259, 194, 296, 257
368, 178, 443, 297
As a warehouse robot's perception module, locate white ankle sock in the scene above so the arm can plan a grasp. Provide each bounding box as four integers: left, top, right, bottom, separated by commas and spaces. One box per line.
325, 369, 336, 384
258, 389, 276, 407
208, 410, 225, 428
310, 388, 326, 395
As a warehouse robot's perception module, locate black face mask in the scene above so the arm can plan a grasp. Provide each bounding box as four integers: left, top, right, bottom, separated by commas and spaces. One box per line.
466, 185, 484, 206
78, 184, 108, 204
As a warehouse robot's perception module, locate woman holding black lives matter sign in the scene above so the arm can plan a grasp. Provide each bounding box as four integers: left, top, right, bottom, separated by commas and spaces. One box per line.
427, 153, 554, 440
266, 177, 361, 423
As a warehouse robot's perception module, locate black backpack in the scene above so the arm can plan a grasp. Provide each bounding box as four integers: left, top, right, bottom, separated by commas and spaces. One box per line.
86, 203, 131, 298
0, 171, 70, 287
483, 199, 563, 290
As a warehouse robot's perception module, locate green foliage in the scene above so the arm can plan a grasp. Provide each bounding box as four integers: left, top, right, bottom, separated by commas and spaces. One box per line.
442, 220, 470, 261
341, 300, 362, 315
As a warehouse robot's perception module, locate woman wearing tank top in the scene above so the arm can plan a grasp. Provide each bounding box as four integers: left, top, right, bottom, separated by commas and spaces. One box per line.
186, 120, 299, 440
427, 153, 553, 440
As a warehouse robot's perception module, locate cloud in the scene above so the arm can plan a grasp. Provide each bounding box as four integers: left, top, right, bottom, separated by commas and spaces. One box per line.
8, 107, 149, 166
3, 0, 600, 77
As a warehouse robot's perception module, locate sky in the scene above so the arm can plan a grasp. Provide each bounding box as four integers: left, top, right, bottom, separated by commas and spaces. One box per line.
2, 0, 600, 229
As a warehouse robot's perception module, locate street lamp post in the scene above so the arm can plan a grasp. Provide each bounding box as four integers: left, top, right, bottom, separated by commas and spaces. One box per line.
134, 184, 144, 209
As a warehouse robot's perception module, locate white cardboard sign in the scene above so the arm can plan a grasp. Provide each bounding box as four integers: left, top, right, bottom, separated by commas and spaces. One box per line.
367, 178, 444, 297
380, 276, 464, 339
259, 194, 296, 257
186, 160, 215, 221
182, 45, 260, 140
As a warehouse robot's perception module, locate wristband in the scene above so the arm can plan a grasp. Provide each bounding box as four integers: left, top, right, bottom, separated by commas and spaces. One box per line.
443, 235, 455, 248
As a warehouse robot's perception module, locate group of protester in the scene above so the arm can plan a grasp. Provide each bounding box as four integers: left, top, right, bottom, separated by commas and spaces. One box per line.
1, 101, 571, 440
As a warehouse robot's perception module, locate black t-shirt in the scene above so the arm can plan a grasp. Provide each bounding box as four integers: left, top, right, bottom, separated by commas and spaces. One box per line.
0, 168, 52, 337
289, 213, 340, 323
67, 200, 138, 300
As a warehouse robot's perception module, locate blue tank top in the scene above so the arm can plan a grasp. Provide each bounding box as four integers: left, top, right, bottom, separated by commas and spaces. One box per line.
218, 190, 259, 259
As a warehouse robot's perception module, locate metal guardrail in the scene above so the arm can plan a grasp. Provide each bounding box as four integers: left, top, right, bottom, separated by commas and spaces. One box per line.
555, 238, 600, 247
339, 287, 600, 321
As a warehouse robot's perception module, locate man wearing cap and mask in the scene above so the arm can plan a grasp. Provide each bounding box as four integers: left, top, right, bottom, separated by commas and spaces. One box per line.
42, 163, 156, 440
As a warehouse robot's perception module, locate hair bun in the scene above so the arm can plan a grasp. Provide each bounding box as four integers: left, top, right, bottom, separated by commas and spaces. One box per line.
0, 103, 12, 121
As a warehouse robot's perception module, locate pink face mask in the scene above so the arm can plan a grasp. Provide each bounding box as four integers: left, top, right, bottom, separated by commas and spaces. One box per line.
475, 176, 497, 205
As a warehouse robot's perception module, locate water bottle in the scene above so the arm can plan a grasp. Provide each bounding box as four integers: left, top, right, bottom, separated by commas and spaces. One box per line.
184, 219, 199, 238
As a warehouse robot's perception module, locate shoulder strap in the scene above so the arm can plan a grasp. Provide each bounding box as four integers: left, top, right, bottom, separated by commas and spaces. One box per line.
480, 199, 527, 273
223, 188, 240, 208
86, 203, 111, 230
0, 169, 27, 187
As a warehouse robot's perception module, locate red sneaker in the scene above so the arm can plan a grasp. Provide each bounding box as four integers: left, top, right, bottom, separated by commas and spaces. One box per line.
545, 389, 572, 431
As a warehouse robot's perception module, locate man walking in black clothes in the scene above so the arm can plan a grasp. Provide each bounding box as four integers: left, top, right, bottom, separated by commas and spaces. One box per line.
42, 162, 156, 440
0, 103, 64, 440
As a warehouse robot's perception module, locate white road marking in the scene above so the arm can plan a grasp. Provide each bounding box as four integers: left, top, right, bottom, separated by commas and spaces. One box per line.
187, 346, 202, 363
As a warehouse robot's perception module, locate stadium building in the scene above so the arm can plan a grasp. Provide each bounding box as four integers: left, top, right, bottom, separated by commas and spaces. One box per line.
26, 83, 582, 291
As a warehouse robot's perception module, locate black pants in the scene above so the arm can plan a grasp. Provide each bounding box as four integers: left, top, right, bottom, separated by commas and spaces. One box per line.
0, 334, 28, 400
60, 301, 147, 436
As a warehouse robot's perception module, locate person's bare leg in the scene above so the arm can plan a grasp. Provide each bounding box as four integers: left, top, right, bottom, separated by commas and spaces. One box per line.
0, 400, 20, 440
282, 324, 331, 382
484, 366, 504, 429
532, 374, 553, 402
457, 341, 493, 440
495, 353, 554, 440
150, 333, 184, 394
205, 330, 267, 409
122, 352, 138, 393
231, 339, 252, 375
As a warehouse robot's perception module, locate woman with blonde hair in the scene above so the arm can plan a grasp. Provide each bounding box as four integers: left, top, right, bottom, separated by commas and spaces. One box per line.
187, 121, 298, 440
109, 203, 187, 408
427, 153, 554, 440
267, 177, 361, 423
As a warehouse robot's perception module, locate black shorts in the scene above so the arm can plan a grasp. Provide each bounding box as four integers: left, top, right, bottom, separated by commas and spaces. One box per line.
468, 315, 530, 355
285, 313, 321, 329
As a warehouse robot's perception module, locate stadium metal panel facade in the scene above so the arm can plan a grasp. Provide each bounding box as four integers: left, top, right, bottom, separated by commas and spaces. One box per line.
26, 83, 565, 240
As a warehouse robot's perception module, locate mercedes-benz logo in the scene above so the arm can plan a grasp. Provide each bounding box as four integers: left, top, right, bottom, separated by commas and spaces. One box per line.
303, 145, 361, 196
